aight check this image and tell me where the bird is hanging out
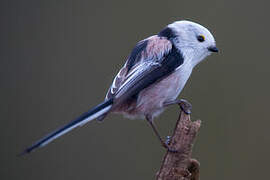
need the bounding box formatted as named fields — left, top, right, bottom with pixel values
left=21, top=20, right=218, bottom=155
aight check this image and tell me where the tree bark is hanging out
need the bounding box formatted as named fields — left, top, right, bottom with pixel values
left=156, top=110, right=201, bottom=180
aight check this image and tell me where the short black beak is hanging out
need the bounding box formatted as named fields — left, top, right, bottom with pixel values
left=208, top=46, right=219, bottom=53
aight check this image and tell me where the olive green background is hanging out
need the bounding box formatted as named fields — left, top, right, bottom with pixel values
left=1, top=0, right=270, bottom=179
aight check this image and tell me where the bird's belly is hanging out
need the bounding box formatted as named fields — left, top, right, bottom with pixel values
left=121, top=68, right=192, bottom=119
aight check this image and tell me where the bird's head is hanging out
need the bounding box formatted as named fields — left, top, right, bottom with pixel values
left=168, top=20, right=218, bottom=66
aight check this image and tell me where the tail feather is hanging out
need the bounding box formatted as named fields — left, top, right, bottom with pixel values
left=20, top=99, right=113, bottom=156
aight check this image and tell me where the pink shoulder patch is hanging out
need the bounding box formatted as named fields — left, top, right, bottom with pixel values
left=143, top=36, right=172, bottom=60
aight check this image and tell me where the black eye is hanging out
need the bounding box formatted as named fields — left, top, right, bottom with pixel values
left=197, top=35, right=205, bottom=42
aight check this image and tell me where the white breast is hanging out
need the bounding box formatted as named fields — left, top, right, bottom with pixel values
left=134, top=61, right=193, bottom=118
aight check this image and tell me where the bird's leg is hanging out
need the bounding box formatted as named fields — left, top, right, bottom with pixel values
left=146, top=115, right=178, bottom=153
left=164, top=99, right=192, bottom=115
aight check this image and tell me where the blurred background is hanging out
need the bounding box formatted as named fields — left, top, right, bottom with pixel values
left=1, top=0, right=270, bottom=179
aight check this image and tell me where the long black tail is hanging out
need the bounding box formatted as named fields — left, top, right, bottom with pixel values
left=20, top=99, right=113, bottom=155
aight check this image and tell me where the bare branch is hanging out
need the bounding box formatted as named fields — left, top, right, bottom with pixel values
left=156, top=111, right=201, bottom=180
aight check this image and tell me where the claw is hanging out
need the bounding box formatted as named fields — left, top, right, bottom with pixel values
left=164, top=99, right=192, bottom=115
left=162, top=142, right=179, bottom=153
left=167, top=148, right=179, bottom=153
left=165, top=136, right=171, bottom=145
left=179, top=99, right=192, bottom=115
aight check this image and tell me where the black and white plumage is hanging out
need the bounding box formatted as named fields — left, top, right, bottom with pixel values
left=21, top=20, right=218, bottom=155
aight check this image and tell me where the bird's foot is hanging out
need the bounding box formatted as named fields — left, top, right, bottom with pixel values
left=162, top=142, right=179, bottom=153
left=164, top=99, right=192, bottom=114
left=179, top=99, right=192, bottom=115
left=165, top=136, right=171, bottom=145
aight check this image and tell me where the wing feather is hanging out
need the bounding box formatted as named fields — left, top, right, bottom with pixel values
left=106, top=35, right=183, bottom=105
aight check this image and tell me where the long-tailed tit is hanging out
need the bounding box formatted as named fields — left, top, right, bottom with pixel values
left=21, top=20, right=218, bottom=154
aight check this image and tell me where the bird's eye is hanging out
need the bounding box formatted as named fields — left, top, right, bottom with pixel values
left=197, top=35, right=205, bottom=42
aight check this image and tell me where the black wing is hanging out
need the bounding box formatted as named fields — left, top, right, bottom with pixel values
left=113, top=45, right=184, bottom=106
left=106, top=35, right=181, bottom=100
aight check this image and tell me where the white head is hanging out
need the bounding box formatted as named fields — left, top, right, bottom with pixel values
left=168, top=20, right=218, bottom=67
